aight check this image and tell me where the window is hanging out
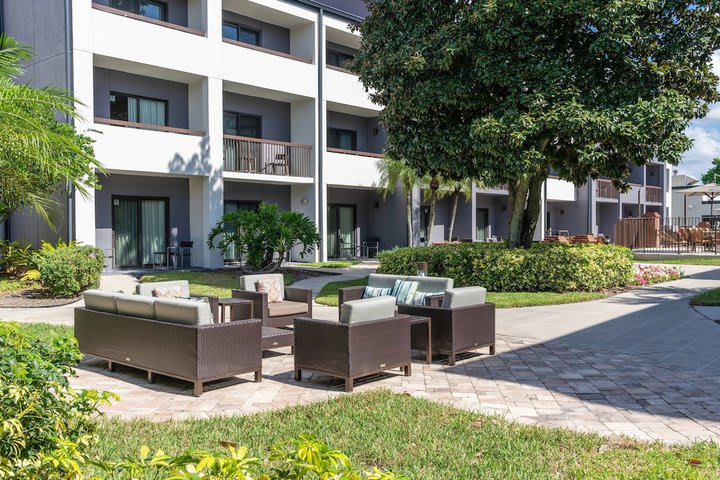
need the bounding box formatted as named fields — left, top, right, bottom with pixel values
left=110, top=92, right=167, bottom=126
left=327, top=49, right=354, bottom=68
left=222, top=21, right=260, bottom=46
left=112, top=0, right=167, bottom=21
left=223, top=111, right=262, bottom=138
left=328, top=128, right=357, bottom=151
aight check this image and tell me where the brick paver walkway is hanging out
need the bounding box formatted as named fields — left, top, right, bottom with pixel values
left=71, top=336, right=720, bottom=444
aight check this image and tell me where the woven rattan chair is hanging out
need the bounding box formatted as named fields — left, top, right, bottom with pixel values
left=294, top=296, right=411, bottom=392
left=231, top=274, right=312, bottom=328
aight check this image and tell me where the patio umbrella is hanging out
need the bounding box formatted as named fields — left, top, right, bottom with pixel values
left=678, top=183, right=720, bottom=218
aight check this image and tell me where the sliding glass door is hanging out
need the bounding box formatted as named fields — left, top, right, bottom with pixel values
left=327, top=205, right=356, bottom=258
left=113, top=197, right=168, bottom=268
left=222, top=201, right=259, bottom=263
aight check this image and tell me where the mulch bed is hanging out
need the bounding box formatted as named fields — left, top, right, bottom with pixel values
left=0, top=288, right=81, bottom=308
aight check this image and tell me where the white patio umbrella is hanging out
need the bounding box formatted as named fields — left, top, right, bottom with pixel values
left=679, top=183, right=720, bottom=218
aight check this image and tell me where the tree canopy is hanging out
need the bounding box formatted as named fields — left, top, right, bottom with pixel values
left=701, top=157, right=720, bottom=184
left=0, top=35, right=102, bottom=227
left=353, top=0, right=720, bottom=247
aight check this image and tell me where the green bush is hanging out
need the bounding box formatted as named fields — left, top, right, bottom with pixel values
left=37, top=245, right=105, bottom=297
left=0, top=323, right=115, bottom=479
left=377, top=243, right=634, bottom=292
left=0, top=240, right=35, bottom=275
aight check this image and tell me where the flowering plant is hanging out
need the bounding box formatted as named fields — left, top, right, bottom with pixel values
left=633, top=264, right=684, bottom=286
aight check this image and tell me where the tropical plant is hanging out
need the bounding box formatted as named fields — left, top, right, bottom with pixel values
left=0, top=240, right=35, bottom=275
left=208, top=202, right=320, bottom=272
left=36, top=245, right=104, bottom=297
left=352, top=0, right=720, bottom=248
left=0, top=34, right=103, bottom=228
left=377, top=157, right=420, bottom=246
left=0, top=323, right=116, bottom=479
left=21, top=239, right=79, bottom=282
left=701, top=157, right=720, bottom=185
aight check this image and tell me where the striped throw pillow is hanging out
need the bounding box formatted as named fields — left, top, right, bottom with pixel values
left=409, top=291, right=443, bottom=306
left=391, top=279, right=419, bottom=305
left=363, top=286, right=392, bottom=299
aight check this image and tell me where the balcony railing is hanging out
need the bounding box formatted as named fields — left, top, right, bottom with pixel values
left=223, top=135, right=312, bottom=177
left=596, top=179, right=618, bottom=199
left=95, top=117, right=206, bottom=136
left=326, top=64, right=356, bottom=75
left=222, top=38, right=312, bottom=64
left=92, top=3, right=205, bottom=36
left=646, top=186, right=663, bottom=203
left=326, top=147, right=384, bottom=159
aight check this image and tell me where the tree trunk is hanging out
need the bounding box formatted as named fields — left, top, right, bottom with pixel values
left=448, top=189, right=460, bottom=241
left=507, top=173, right=546, bottom=249
left=406, top=191, right=413, bottom=246
left=427, top=176, right=439, bottom=244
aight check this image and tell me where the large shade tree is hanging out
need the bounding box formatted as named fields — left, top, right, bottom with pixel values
left=701, top=157, right=720, bottom=184
left=0, top=35, right=101, bottom=227
left=353, top=0, right=720, bottom=247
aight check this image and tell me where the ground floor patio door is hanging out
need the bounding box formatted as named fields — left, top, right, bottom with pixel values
left=327, top=205, right=356, bottom=258
left=113, top=197, right=167, bottom=267
left=476, top=208, right=489, bottom=242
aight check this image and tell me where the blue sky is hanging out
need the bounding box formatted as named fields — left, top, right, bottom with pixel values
left=677, top=52, right=720, bottom=181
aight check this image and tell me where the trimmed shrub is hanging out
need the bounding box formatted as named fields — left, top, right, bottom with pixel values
left=37, top=245, right=105, bottom=297
left=377, top=243, right=634, bottom=292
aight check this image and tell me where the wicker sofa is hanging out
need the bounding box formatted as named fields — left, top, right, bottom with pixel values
left=136, top=280, right=220, bottom=319
left=75, top=290, right=262, bottom=396
left=338, top=273, right=453, bottom=312
left=398, top=286, right=495, bottom=365
left=231, top=274, right=312, bottom=327
left=294, top=295, right=411, bottom=392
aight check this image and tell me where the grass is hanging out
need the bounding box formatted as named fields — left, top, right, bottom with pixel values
left=296, top=260, right=362, bottom=268
left=88, top=390, right=720, bottom=479
left=691, top=288, right=720, bottom=306
left=636, top=256, right=720, bottom=266
left=3, top=321, right=74, bottom=343
left=139, top=270, right=297, bottom=298
left=314, top=277, right=605, bottom=308
left=0, top=274, right=34, bottom=294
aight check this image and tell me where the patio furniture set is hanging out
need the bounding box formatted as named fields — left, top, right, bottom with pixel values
left=74, top=274, right=495, bottom=396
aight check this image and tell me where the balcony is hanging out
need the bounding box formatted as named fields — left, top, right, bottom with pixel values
left=646, top=186, right=663, bottom=204
left=92, top=3, right=204, bottom=36
left=325, top=148, right=383, bottom=188
left=596, top=179, right=618, bottom=200
left=223, top=135, right=312, bottom=178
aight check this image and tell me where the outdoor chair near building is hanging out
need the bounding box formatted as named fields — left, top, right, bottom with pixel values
left=232, top=274, right=312, bottom=328
left=397, top=286, right=495, bottom=366
left=293, top=295, right=411, bottom=392
left=337, top=273, right=453, bottom=312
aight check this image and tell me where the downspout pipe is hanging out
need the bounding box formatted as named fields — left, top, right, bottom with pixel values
left=65, top=0, right=75, bottom=242
left=317, top=8, right=325, bottom=260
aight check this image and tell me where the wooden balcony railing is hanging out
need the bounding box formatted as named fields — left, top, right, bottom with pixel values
left=596, top=179, right=618, bottom=199
left=646, top=186, right=663, bottom=203
left=95, top=117, right=206, bottom=136
left=223, top=135, right=313, bottom=177
left=92, top=4, right=205, bottom=36
left=326, top=147, right=384, bottom=159
left=222, top=38, right=312, bottom=64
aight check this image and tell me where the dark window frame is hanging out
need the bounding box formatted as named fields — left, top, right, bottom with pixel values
left=112, top=0, right=168, bottom=22
left=223, top=110, right=262, bottom=138
left=327, top=48, right=354, bottom=68
left=327, top=127, right=357, bottom=151
left=110, top=91, right=169, bottom=127
left=111, top=195, right=170, bottom=268
left=222, top=20, right=261, bottom=46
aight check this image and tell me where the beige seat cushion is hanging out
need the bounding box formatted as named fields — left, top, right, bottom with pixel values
left=115, top=295, right=156, bottom=319
left=154, top=298, right=213, bottom=326
left=267, top=300, right=308, bottom=317
left=82, top=290, right=118, bottom=314
left=136, top=280, right=190, bottom=298
left=340, top=295, right=396, bottom=324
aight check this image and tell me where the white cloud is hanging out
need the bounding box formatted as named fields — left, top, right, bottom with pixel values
left=678, top=124, right=720, bottom=178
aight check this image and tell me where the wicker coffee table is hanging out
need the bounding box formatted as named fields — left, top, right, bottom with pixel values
left=218, top=298, right=253, bottom=323
left=262, top=327, right=294, bottom=352
left=405, top=315, right=432, bottom=364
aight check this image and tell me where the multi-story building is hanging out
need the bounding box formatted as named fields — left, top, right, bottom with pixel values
left=0, top=0, right=673, bottom=267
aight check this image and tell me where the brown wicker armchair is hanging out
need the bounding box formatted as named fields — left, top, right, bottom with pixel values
left=294, top=296, right=411, bottom=392
left=398, top=287, right=495, bottom=366
left=337, top=273, right=451, bottom=314
left=231, top=274, right=312, bottom=327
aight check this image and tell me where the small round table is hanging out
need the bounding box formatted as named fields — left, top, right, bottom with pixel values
left=217, top=298, right=254, bottom=323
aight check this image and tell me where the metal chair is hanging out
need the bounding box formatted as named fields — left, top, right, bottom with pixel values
left=179, top=241, right=193, bottom=268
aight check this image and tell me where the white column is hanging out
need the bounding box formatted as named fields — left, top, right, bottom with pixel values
left=291, top=98, right=320, bottom=261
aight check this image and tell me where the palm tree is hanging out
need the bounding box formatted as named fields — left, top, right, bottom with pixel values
left=446, top=178, right=474, bottom=241
left=0, top=34, right=102, bottom=227
left=421, top=174, right=447, bottom=244
left=377, top=157, right=419, bottom=246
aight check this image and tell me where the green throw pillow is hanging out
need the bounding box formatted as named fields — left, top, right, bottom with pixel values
left=391, top=279, right=419, bottom=305
left=363, top=286, right=392, bottom=298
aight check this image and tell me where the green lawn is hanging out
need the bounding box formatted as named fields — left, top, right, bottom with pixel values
left=315, top=277, right=605, bottom=308
left=0, top=274, right=35, bottom=293
left=88, top=390, right=719, bottom=479
left=636, top=257, right=720, bottom=266
left=691, top=288, right=720, bottom=306
left=5, top=321, right=74, bottom=343
left=139, top=270, right=297, bottom=298
left=296, top=260, right=362, bottom=268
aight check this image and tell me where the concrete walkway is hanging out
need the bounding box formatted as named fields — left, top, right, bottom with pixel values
left=286, top=262, right=375, bottom=296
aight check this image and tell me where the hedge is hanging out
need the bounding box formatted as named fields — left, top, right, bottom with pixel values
left=376, top=243, right=634, bottom=292
left=37, top=245, right=105, bottom=297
